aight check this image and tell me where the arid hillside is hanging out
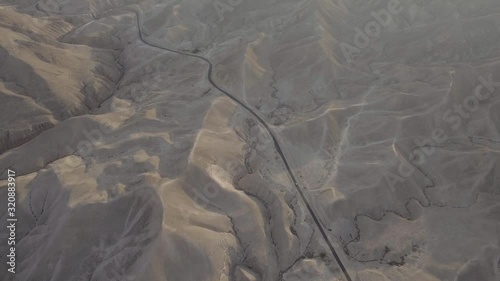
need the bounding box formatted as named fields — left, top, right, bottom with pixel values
left=0, top=1, right=499, bottom=281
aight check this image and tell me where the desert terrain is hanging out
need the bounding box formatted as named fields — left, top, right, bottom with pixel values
left=0, top=0, right=499, bottom=280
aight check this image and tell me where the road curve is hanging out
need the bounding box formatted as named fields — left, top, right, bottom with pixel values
left=35, top=4, right=352, bottom=281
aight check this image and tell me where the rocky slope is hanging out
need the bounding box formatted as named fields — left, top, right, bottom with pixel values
left=0, top=0, right=499, bottom=281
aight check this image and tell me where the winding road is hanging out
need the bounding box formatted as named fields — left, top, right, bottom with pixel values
left=34, top=3, right=352, bottom=281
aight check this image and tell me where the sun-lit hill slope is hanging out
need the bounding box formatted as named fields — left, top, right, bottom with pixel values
left=0, top=7, right=121, bottom=153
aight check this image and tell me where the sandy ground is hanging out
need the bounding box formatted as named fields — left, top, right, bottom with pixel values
left=0, top=0, right=499, bottom=280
